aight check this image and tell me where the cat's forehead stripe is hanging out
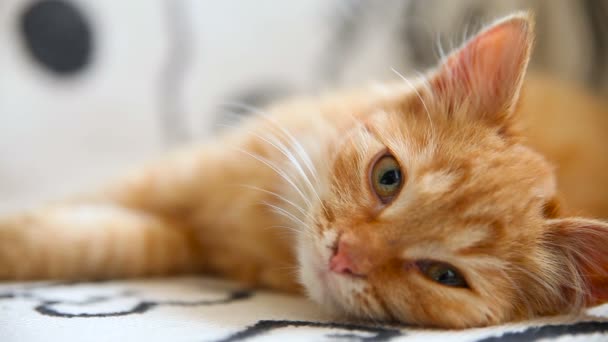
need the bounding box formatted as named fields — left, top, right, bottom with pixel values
left=418, top=170, right=458, bottom=195
left=400, top=223, right=493, bottom=260
left=451, top=224, right=494, bottom=253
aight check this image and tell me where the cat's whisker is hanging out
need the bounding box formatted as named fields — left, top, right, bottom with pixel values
left=219, top=116, right=316, bottom=197
left=273, top=265, right=301, bottom=281
left=215, top=121, right=246, bottom=133
left=235, top=148, right=314, bottom=210
left=262, top=121, right=326, bottom=211
left=245, top=129, right=313, bottom=190
left=223, top=102, right=322, bottom=188
left=273, top=123, right=319, bottom=181
left=224, top=104, right=329, bottom=234
left=265, top=229, right=300, bottom=244
left=391, top=67, right=435, bottom=134
left=264, top=224, right=302, bottom=236
left=240, top=184, right=315, bottom=223
left=214, top=112, right=250, bottom=132
left=263, top=121, right=329, bottom=216
left=461, top=20, right=473, bottom=47
left=273, top=264, right=300, bottom=272
left=262, top=204, right=315, bottom=239
left=264, top=202, right=310, bottom=231
left=263, top=201, right=303, bottom=225
left=435, top=31, right=447, bottom=62
left=261, top=132, right=321, bottom=202
left=264, top=133, right=328, bottom=222
left=221, top=102, right=326, bottom=213
left=255, top=107, right=321, bottom=185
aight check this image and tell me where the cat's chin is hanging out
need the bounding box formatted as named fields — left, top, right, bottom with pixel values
left=296, top=229, right=370, bottom=318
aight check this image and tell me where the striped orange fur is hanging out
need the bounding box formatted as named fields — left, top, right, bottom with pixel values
left=1, top=12, right=608, bottom=328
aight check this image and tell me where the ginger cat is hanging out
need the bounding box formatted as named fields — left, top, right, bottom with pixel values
left=1, top=12, right=608, bottom=328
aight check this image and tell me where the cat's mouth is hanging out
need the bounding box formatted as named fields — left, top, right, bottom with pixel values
left=299, top=229, right=370, bottom=314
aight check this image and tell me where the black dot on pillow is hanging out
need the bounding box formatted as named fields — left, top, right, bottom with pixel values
left=20, top=0, right=92, bottom=75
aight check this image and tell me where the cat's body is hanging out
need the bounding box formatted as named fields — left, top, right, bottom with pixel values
left=519, top=75, right=608, bottom=217
left=2, top=13, right=608, bottom=328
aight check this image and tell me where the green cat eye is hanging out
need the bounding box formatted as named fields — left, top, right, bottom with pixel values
left=370, top=154, right=403, bottom=203
left=416, top=260, right=468, bottom=288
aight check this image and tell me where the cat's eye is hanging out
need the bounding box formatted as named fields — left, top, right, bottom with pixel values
left=416, top=260, right=468, bottom=288
left=370, top=154, right=403, bottom=203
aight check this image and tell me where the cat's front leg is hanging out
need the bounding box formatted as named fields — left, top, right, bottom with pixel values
left=0, top=147, right=218, bottom=281
left=0, top=202, right=203, bottom=280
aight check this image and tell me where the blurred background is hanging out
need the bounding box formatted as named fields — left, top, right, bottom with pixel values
left=0, top=0, right=606, bottom=213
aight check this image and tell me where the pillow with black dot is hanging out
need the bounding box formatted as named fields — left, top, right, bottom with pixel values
left=0, top=0, right=173, bottom=213
left=20, top=0, right=92, bottom=75
left=1, top=1, right=397, bottom=215
left=0, top=1, right=342, bottom=214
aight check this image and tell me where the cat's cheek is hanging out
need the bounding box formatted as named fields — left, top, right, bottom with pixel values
left=296, top=242, right=324, bottom=303
left=296, top=229, right=351, bottom=313
left=295, top=230, right=330, bottom=303
left=296, top=227, right=382, bottom=319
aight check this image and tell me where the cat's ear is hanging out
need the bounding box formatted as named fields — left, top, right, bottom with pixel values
left=430, top=12, right=534, bottom=127
left=545, top=218, right=608, bottom=306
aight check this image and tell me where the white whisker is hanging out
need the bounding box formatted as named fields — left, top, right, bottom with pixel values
left=235, top=148, right=313, bottom=210
left=391, top=67, right=435, bottom=134
left=264, top=202, right=309, bottom=228
left=436, top=31, right=447, bottom=62
left=240, top=184, right=314, bottom=223
left=222, top=102, right=321, bottom=186
left=253, top=132, right=320, bottom=202
left=264, top=224, right=303, bottom=235
left=223, top=102, right=328, bottom=217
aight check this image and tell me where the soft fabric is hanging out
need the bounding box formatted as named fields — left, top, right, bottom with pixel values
left=2, top=277, right=608, bottom=341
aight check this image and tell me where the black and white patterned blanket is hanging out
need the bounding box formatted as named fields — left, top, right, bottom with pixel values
left=2, top=277, right=608, bottom=341
left=2, top=2, right=608, bottom=341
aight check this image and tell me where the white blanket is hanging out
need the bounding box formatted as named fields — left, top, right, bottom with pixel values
left=2, top=277, right=608, bottom=341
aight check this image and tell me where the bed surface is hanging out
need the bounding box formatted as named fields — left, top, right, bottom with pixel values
left=2, top=276, right=608, bottom=341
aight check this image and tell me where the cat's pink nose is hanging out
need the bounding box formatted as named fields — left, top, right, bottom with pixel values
left=329, top=239, right=366, bottom=277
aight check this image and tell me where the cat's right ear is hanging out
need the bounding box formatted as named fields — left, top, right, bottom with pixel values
left=544, top=217, right=608, bottom=307
left=429, top=12, right=534, bottom=130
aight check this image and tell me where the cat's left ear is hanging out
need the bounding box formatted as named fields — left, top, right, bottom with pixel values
left=430, top=12, right=534, bottom=128
left=545, top=218, right=608, bottom=306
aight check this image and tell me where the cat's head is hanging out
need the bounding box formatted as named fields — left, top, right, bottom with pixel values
left=296, top=12, right=608, bottom=328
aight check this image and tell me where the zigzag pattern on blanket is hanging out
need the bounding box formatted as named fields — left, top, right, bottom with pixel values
left=1, top=277, right=607, bottom=341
